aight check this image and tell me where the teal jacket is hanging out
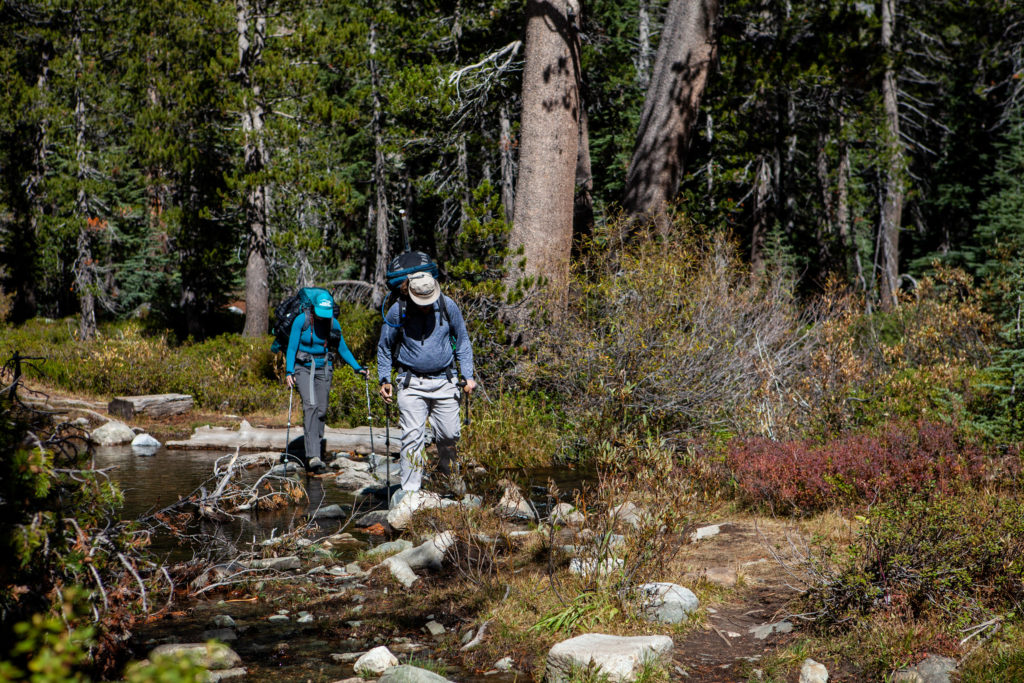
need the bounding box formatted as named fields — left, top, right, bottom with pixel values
left=285, top=313, right=363, bottom=375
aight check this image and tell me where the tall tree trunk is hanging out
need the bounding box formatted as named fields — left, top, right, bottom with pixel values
left=749, top=154, right=771, bottom=277
left=505, top=0, right=582, bottom=307
left=72, top=21, right=96, bottom=341
left=370, top=23, right=390, bottom=308
left=635, top=0, right=652, bottom=89
left=499, top=103, right=515, bottom=224
left=623, top=0, right=719, bottom=233
left=879, top=0, right=903, bottom=310
left=238, top=0, right=271, bottom=338
left=574, top=90, right=594, bottom=244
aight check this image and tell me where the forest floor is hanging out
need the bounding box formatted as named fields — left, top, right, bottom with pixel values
left=29, top=380, right=830, bottom=682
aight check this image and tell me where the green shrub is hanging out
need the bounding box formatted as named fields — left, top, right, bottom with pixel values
left=805, top=492, right=1024, bottom=629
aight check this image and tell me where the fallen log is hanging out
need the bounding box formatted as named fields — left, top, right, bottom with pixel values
left=108, top=393, right=194, bottom=419
left=165, top=420, right=397, bottom=454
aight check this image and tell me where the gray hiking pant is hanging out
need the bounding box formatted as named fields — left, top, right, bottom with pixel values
left=397, top=375, right=462, bottom=491
left=293, top=363, right=332, bottom=465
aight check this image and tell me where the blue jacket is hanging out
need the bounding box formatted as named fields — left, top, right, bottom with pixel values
left=286, top=313, right=363, bottom=375
left=377, top=295, right=474, bottom=383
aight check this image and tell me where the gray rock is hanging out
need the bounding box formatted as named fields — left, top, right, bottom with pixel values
left=461, top=494, right=483, bottom=508
left=149, top=643, right=242, bottom=670
left=131, top=433, right=161, bottom=451
left=545, top=633, right=673, bottom=682
left=245, top=556, right=301, bottom=571
left=638, top=583, right=699, bottom=623
left=353, top=645, right=398, bottom=675
left=496, top=484, right=537, bottom=520
left=551, top=502, right=585, bottom=526
left=386, top=490, right=445, bottom=529
left=207, top=668, right=247, bottom=681
left=354, top=509, right=390, bottom=528
left=366, top=539, right=414, bottom=559
left=608, top=502, right=642, bottom=528
left=378, top=664, right=455, bottom=683
left=329, top=651, right=366, bottom=663
left=200, top=628, right=237, bottom=642
left=424, top=620, right=445, bottom=637
left=267, top=614, right=289, bottom=624
left=690, top=524, right=721, bottom=541
left=334, top=458, right=379, bottom=490
left=297, top=614, right=314, bottom=624
left=493, top=656, right=515, bottom=672
left=915, top=655, right=957, bottom=683
left=799, top=658, right=829, bottom=683
left=212, top=615, right=236, bottom=629
left=569, top=557, right=624, bottom=577
left=91, top=420, right=136, bottom=446
left=749, top=620, right=794, bottom=640
left=311, top=504, right=346, bottom=519
left=269, top=462, right=301, bottom=476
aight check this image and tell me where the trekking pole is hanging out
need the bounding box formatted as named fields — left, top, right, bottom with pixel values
left=282, top=382, right=294, bottom=465
left=384, top=399, right=392, bottom=510
left=457, top=379, right=471, bottom=426
left=363, top=374, right=376, bottom=461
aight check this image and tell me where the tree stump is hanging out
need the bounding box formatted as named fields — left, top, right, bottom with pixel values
left=108, top=394, right=193, bottom=419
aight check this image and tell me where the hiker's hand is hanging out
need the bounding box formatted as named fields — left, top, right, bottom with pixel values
left=380, top=382, right=393, bottom=402
left=357, top=368, right=369, bottom=379
left=463, top=378, right=477, bottom=394
left=286, top=374, right=295, bottom=388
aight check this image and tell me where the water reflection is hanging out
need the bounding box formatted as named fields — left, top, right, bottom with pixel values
left=92, top=445, right=361, bottom=559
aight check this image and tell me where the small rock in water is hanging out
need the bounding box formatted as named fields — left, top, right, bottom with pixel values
left=378, top=664, right=455, bottom=682
left=267, top=614, right=289, bottom=624
left=312, top=504, right=347, bottom=519
left=148, top=643, right=242, bottom=671
left=296, top=614, right=314, bottom=624
left=131, top=433, right=161, bottom=454
left=496, top=484, right=537, bottom=521
left=212, top=614, right=236, bottom=629
left=91, top=420, right=136, bottom=446
left=200, top=628, right=237, bottom=642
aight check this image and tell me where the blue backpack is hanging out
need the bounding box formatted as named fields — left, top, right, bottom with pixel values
left=270, top=287, right=340, bottom=354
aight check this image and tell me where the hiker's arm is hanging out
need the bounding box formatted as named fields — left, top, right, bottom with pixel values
left=449, top=300, right=475, bottom=383
left=285, top=314, right=304, bottom=375
left=333, top=319, right=365, bottom=375
left=376, top=305, right=399, bottom=384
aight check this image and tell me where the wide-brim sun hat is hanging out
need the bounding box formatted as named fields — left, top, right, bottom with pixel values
left=407, top=272, right=440, bottom=306
left=312, top=291, right=334, bottom=318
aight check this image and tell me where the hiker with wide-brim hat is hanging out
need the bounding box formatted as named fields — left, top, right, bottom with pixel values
left=378, top=272, right=476, bottom=495
left=286, top=290, right=367, bottom=469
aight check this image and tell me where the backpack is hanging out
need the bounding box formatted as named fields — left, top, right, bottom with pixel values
left=270, top=287, right=341, bottom=355
left=382, top=251, right=459, bottom=371
left=381, top=250, right=443, bottom=332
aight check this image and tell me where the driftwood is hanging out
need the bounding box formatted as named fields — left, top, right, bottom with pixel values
left=109, top=393, right=194, bottom=419
left=165, top=420, right=397, bottom=454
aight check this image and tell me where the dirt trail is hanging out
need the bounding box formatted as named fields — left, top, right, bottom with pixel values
left=672, top=520, right=807, bottom=681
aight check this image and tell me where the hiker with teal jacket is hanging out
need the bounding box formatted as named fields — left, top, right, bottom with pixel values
left=285, top=291, right=367, bottom=468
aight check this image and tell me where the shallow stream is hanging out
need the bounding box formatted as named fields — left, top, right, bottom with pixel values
left=94, top=445, right=584, bottom=682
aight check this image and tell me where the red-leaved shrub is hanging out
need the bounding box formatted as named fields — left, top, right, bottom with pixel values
left=725, top=420, right=998, bottom=513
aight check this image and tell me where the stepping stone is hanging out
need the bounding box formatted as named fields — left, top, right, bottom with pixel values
left=545, top=633, right=673, bottom=682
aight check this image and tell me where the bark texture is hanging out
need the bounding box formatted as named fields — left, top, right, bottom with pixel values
left=623, top=0, right=719, bottom=233
left=369, top=23, right=390, bottom=308
left=878, top=0, right=903, bottom=310
left=506, top=0, right=582, bottom=307
left=238, top=0, right=271, bottom=337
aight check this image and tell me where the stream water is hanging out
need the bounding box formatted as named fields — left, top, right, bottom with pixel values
left=94, top=445, right=585, bottom=682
